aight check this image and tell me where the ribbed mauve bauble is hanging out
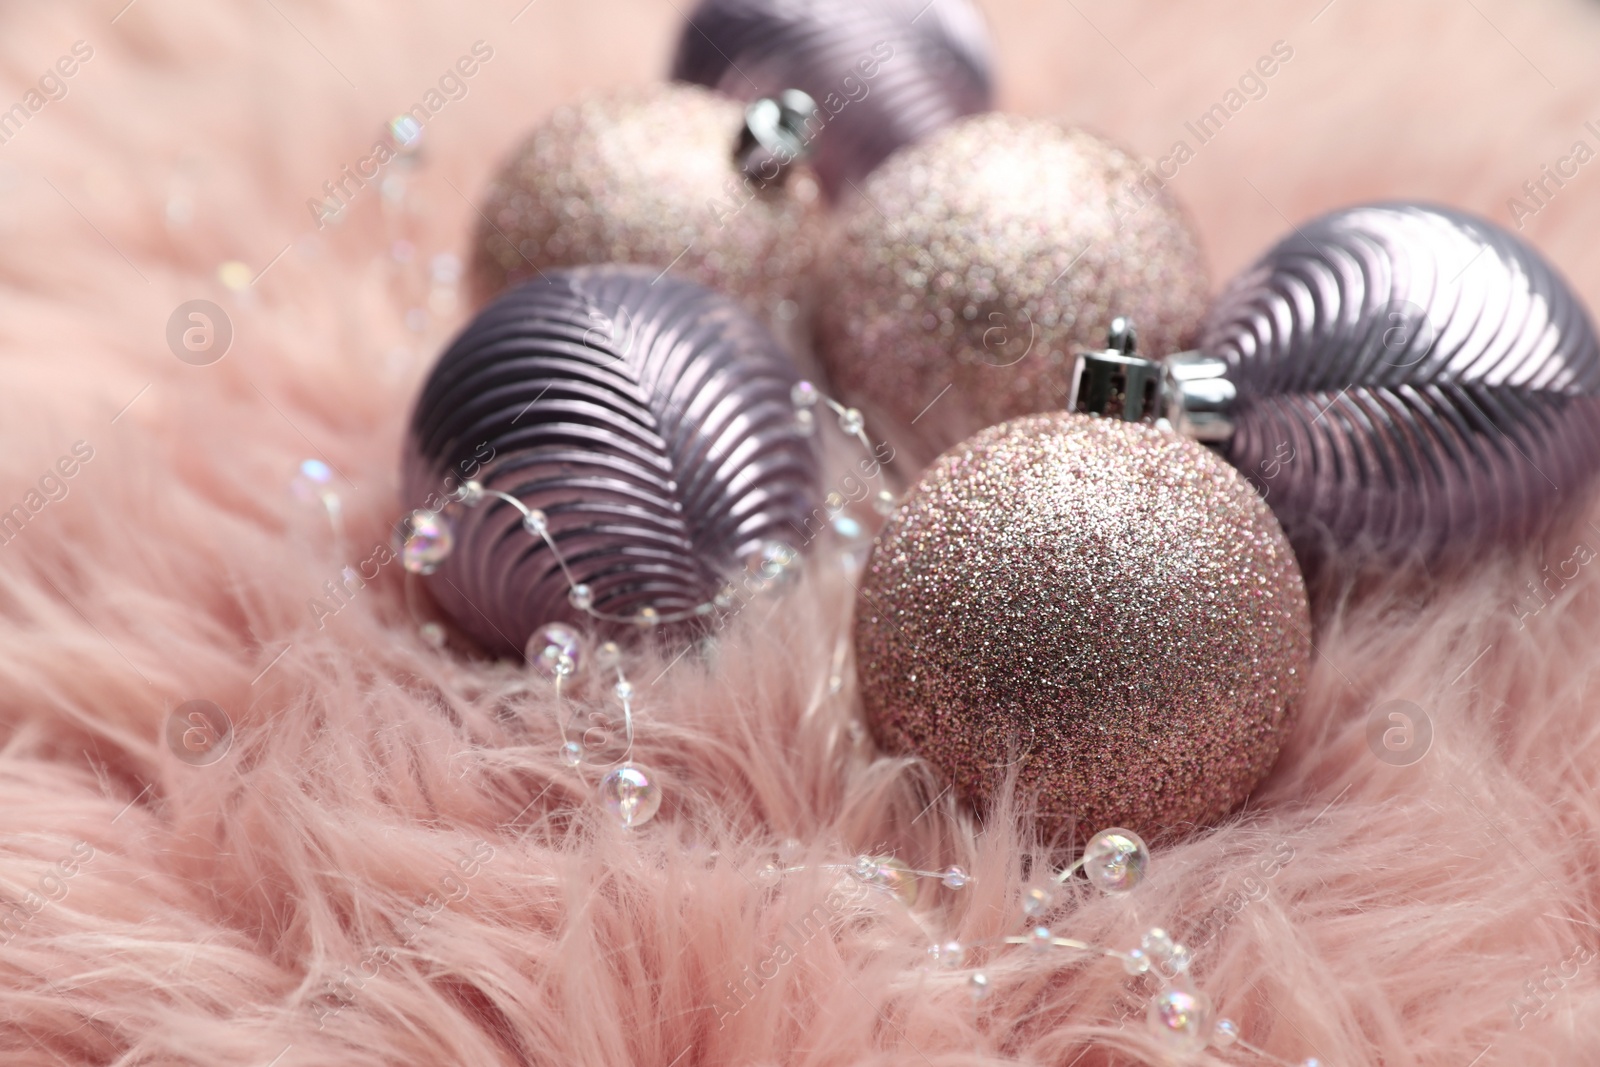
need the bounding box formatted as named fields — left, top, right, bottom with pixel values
left=402, top=267, right=820, bottom=655
left=467, top=85, right=824, bottom=340
left=814, top=114, right=1210, bottom=469
left=1197, top=201, right=1600, bottom=579
left=669, top=0, right=993, bottom=200
left=854, top=414, right=1310, bottom=838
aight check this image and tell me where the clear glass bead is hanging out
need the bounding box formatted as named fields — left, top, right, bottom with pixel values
left=941, top=865, right=969, bottom=890
left=850, top=856, right=919, bottom=907
left=1212, top=1018, right=1239, bottom=1048
left=636, top=607, right=660, bottom=628
left=746, top=540, right=798, bottom=581
left=932, top=940, right=966, bottom=969
left=968, top=972, right=990, bottom=1001
left=837, top=408, right=864, bottom=437
left=598, top=764, right=662, bottom=827
left=1083, top=827, right=1150, bottom=894
left=1146, top=986, right=1213, bottom=1054
left=522, top=508, right=548, bottom=536
left=527, top=623, right=582, bottom=679
left=418, top=622, right=445, bottom=648
left=795, top=407, right=816, bottom=436
left=290, top=458, right=335, bottom=504
left=872, top=489, right=896, bottom=516
left=832, top=514, right=865, bottom=542
left=456, top=479, right=485, bottom=505
left=1141, top=927, right=1175, bottom=961
left=790, top=380, right=819, bottom=408
left=389, top=114, right=423, bottom=151
left=614, top=680, right=634, bottom=702
left=568, top=583, right=594, bottom=611
left=558, top=740, right=583, bottom=767
left=595, top=641, right=621, bottom=669
left=1167, top=943, right=1192, bottom=974
left=1022, top=884, right=1054, bottom=917
left=756, top=862, right=782, bottom=887
left=1122, top=948, right=1150, bottom=975
left=399, top=510, right=453, bottom=575
left=1027, top=926, right=1053, bottom=952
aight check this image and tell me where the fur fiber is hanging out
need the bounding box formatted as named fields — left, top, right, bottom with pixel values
left=4, top=1, right=1600, bottom=1064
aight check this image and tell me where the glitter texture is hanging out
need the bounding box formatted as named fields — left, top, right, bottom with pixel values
left=815, top=114, right=1209, bottom=467
left=854, top=414, right=1310, bottom=837
left=468, top=84, right=824, bottom=337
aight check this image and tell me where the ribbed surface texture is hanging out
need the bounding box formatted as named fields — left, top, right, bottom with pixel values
left=1203, top=201, right=1600, bottom=575
left=403, top=267, right=820, bottom=653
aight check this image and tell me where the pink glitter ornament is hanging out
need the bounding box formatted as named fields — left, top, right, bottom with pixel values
left=854, top=412, right=1310, bottom=838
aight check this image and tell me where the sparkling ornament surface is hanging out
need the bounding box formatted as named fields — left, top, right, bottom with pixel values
left=816, top=115, right=1209, bottom=467
left=1205, top=201, right=1600, bottom=576
left=402, top=267, right=820, bottom=654
left=468, top=85, right=823, bottom=336
left=855, top=414, right=1310, bottom=836
left=598, top=765, right=663, bottom=827
left=671, top=0, right=993, bottom=200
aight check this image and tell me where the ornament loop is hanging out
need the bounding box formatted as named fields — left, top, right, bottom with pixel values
left=1069, top=319, right=1165, bottom=424
left=737, top=89, right=818, bottom=185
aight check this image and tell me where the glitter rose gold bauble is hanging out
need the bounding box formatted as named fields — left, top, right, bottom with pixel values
left=468, top=85, right=824, bottom=338
left=815, top=115, right=1209, bottom=468
left=855, top=414, right=1310, bottom=838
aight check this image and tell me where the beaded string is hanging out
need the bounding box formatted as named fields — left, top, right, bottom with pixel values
left=385, top=381, right=890, bottom=829
left=396, top=377, right=886, bottom=631
left=362, top=362, right=1320, bottom=1061
left=766, top=829, right=1326, bottom=1066
left=543, top=636, right=664, bottom=828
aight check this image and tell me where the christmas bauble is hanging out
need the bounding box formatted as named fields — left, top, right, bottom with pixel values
left=669, top=0, right=993, bottom=200
left=1186, top=201, right=1600, bottom=578
left=854, top=413, right=1310, bottom=837
left=814, top=114, right=1210, bottom=469
left=401, top=266, right=820, bottom=655
left=467, top=85, right=824, bottom=338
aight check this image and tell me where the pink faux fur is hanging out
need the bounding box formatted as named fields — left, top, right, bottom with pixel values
left=4, top=1, right=1600, bottom=1064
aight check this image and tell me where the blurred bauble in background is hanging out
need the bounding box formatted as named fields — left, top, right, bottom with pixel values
left=814, top=114, right=1210, bottom=470
left=670, top=0, right=993, bottom=200
left=401, top=266, right=820, bottom=655
left=467, top=85, right=824, bottom=342
left=1189, top=201, right=1600, bottom=582
left=854, top=413, right=1309, bottom=838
